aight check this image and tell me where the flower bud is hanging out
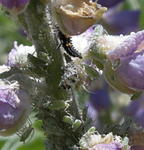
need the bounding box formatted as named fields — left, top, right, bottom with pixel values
left=52, top=0, right=107, bottom=35
left=7, top=41, right=35, bottom=68
left=0, top=80, right=30, bottom=136
left=0, top=0, right=30, bottom=15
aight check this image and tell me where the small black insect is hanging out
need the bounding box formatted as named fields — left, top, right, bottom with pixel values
left=58, top=30, right=82, bottom=59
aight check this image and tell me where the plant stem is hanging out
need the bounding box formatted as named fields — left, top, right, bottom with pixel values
left=18, top=1, right=85, bottom=149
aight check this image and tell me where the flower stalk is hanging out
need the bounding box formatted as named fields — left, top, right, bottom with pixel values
left=17, top=0, right=86, bottom=149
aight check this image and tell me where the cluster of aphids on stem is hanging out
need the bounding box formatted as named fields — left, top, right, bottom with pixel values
left=60, top=62, right=79, bottom=89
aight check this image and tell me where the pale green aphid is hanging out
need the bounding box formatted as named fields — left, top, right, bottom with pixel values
left=63, top=115, right=74, bottom=125
left=20, top=127, right=34, bottom=143
left=72, top=119, right=82, bottom=131
left=17, top=119, right=34, bottom=143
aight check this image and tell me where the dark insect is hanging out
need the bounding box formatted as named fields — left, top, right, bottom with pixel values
left=58, top=30, right=82, bottom=59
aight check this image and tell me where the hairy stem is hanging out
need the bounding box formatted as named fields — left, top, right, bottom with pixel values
left=18, top=1, right=84, bottom=149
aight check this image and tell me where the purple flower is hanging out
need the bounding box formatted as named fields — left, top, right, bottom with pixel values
left=125, top=95, right=144, bottom=127
left=89, top=143, right=122, bottom=150
left=107, top=31, right=144, bottom=60
left=97, top=0, right=140, bottom=35
left=86, top=82, right=111, bottom=124
left=0, top=80, right=30, bottom=136
left=102, top=30, right=144, bottom=93
left=71, top=25, right=104, bottom=56
left=89, top=84, right=111, bottom=111
left=79, top=131, right=130, bottom=150
left=7, top=41, right=35, bottom=67
left=72, top=24, right=144, bottom=93
left=86, top=102, right=98, bottom=123
left=103, top=10, right=140, bottom=35
left=0, top=0, right=30, bottom=14
left=98, top=0, right=125, bottom=8
left=116, top=52, right=144, bottom=91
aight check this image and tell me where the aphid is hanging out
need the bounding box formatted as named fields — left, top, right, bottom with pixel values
left=17, top=119, right=34, bottom=143
left=57, top=30, right=82, bottom=59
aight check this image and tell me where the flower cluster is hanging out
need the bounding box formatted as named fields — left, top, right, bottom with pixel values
left=94, top=30, right=144, bottom=94
left=0, top=41, right=35, bottom=136
left=0, top=79, right=30, bottom=136
left=79, top=127, right=130, bottom=150
left=7, top=41, right=35, bottom=67
left=71, top=20, right=144, bottom=142
left=70, top=11, right=144, bottom=94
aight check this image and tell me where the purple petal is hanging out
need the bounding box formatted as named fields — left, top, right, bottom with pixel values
left=90, top=143, right=122, bottom=150
left=125, top=95, right=144, bottom=127
left=97, top=0, right=125, bottom=8
left=117, top=52, right=144, bottom=90
left=89, top=85, right=111, bottom=111
left=7, top=41, right=35, bottom=67
left=0, top=81, right=30, bottom=135
left=103, top=10, right=140, bottom=35
left=107, top=30, right=144, bottom=60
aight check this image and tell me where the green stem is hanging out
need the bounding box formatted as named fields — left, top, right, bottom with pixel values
left=17, top=1, right=85, bottom=150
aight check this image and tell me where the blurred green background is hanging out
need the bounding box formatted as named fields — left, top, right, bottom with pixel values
left=0, top=117, right=45, bottom=150
left=0, top=7, right=30, bottom=64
